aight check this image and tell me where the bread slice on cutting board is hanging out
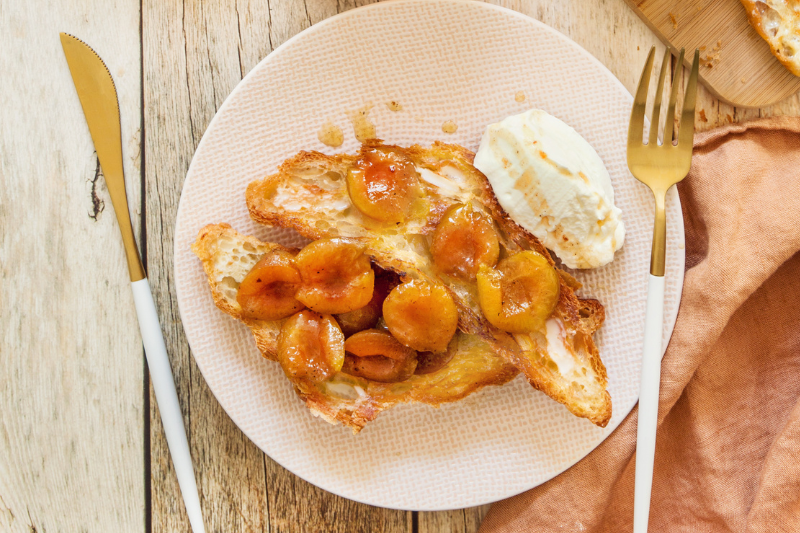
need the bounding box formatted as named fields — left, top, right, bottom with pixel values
left=741, top=0, right=800, bottom=76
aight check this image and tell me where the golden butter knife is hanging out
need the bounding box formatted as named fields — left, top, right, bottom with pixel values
left=60, top=33, right=205, bottom=533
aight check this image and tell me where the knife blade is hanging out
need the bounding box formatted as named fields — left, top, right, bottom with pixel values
left=60, top=33, right=206, bottom=533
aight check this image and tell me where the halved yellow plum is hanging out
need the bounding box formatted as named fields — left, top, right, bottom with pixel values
left=382, top=279, right=459, bottom=353
left=343, top=328, right=418, bottom=383
left=431, top=203, right=500, bottom=280
left=344, top=329, right=417, bottom=361
left=476, top=251, right=560, bottom=333
left=294, top=238, right=375, bottom=314
left=341, top=354, right=417, bottom=383
left=415, top=335, right=458, bottom=374
left=334, top=270, right=396, bottom=336
left=346, top=147, right=421, bottom=223
left=276, top=310, right=345, bottom=383
left=236, top=249, right=304, bottom=320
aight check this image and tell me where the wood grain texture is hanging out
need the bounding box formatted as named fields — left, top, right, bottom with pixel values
left=143, top=1, right=275, bottom=532
left=143, top=0, right=408, bottom=531
left=622, top=0, right=800, bottom=107
left=3, top=0, right=800, bottom=532
left=0, top=1, right=144, bottom=532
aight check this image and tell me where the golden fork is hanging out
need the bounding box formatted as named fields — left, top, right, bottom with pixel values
left=627, top=46, right=699, bottom=533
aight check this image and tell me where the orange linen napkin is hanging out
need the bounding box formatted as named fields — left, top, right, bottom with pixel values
left=479, top=116, right=800, bottom=533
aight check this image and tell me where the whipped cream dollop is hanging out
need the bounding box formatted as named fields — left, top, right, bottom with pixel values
left=474, top=109, right=624, bottom=269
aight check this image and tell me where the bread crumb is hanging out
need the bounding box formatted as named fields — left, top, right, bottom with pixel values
left=701, top=41, right=722, bottom=69
left=669, top=12, right=678, bottom=29
left=387, top=100, right=403, bottom=112
left=348, top=104, right=377, bottom=142
left=318, top=121, right=344, bottom=148
left=741, top=77, right=747, bottom=83
left=699, top=109, right=708, bottom=122
left=699, top=45, right=706, bottom=51
left=442, top=120, right=458, bottom=134
left=637, top=45, right=640, bottom=50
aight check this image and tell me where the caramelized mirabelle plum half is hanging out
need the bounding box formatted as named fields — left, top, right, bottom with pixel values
left=345, top=329, right=417, bottom=360
left=294, top=239, right=375, bottom=314
left=415, top=336, right=458, bottom=375
left=334, top=271, right=395, bottom=336
left=276, top=310, right=345, bottom=383
left=431, top=203, right=500, bottom=280
left=382, top=279, right=459, bottom=353
left=342, top=329, right=417, bottom=382
left=236, top=249, right=304, bottom=320
left=346, top=147, right=422, bottom=223
left=476, top=251, right=560, bottom=333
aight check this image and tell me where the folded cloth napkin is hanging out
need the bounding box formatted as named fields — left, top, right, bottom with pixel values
left=479, top=116, right=800, bottom=533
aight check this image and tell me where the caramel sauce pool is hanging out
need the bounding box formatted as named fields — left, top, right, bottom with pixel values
left=318, top=121, right=344, bottom=148
left=387, top=100, right=403, bottom=112
left=515, top=91, right=526, bottom=102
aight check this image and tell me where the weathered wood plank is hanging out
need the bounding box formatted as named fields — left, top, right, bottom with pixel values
left=418, top=506, right=491, bottom=533
left=143, top=0, right=274, bottom=531
left=143, top=0, right=410, bottom=531
left=264, top=456, right=411, bottom=533
left=0, top=1, right=144, bottom=532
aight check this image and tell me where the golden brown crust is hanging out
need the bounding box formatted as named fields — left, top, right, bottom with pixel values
left=245, top=141, right=612, bottom=427
left=741, top=0, right=800, bottom=76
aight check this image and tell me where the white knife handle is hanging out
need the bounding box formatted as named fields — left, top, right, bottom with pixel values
left=633, top=274, right=666, bottom=533
left=131, top=279, right=206, bottom=533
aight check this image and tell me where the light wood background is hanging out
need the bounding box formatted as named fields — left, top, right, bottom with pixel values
left=1, top=0, right=798, bottom=532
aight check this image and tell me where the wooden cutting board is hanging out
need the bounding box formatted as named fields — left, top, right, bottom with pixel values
left=623, top=0, right=800, bottom=107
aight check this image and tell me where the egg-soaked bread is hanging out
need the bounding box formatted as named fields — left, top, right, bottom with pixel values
left=245, top=140, right=612, bottom=427
left=193, top=223, right=518, bottom=432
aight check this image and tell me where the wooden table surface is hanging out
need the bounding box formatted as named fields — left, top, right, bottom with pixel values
left=2, top=0, right=799, bottom=531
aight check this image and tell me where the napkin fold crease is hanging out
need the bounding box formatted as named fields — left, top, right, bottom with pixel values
left=480, top=116, right=800, bottom=533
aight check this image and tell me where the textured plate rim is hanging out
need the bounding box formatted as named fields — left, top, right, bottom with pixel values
left=174, top=0, right=686, bottom=510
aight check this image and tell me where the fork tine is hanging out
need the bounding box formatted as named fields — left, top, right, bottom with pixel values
left=677, top=49, right=700, bottom=148
left=648, top=49, right=671, bottom=146
left=663, top=48, right=685, bottom=145
left=629, top=47, right=655, bottom=147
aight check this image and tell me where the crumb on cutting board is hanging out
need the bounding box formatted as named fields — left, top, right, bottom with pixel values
left=701, top=41, right=722, bottom=69
left=669, top=12, right=678, bottom=30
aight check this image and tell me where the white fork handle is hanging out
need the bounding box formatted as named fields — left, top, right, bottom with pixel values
left=131, top=278, right=206, bottom=533
left=633, top=274, right=666, bottom=533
